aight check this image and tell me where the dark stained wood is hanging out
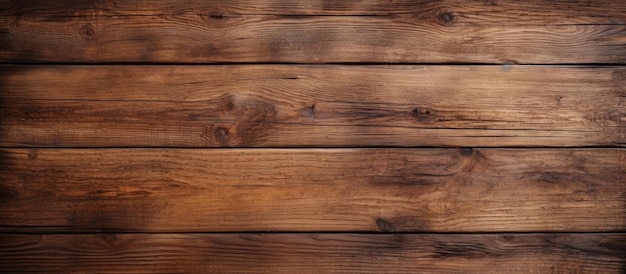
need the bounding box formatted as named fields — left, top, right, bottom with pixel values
left=1, top=148, right=623, bottom=232
left=0, top=233, right=624, bottom=273
left=1, top=0, right=625, bottom=63
left=2, top=0, right=625, bottom=20
left=1, top=65, right=624, bottom=147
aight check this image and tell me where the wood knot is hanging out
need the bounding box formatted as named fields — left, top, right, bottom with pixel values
left=0, top=184, right=17, bottom=202
left=501, top=235, right=515, bottom=242
left=224, top=101, right=235, bottom=111
left=300, top=103, right=316, bottom=120
left=555, top=95, right=564, bottom=104
left=438, top=12, right=455, bottom=25
left=606, top=110, right=626, bottom=124
left=209, top=12, right=225, bottom=20
left=376, top=218, right=395, bottom=232
left=214, top=127, right=230, bottom=145
left=411, top=106, right=436, bottom=122
left=200, top=95, right=278, bottom=146
left=79, top=23, right=96, bottom=39
left=100, top=234, right=117, bottom=245
left=461, top=148, right=473, bottom=156
left=28, top=149, right=38, bottom=160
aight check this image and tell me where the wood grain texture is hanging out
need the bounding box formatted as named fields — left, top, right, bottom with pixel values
left=0, top=233, right=624, bottom=273
left=2, top=0, right=626, bottom=20
left=3, top=2, right=624, bottom=273
left=1, top=0, right=625, bottom=63
left=1, top=148, right=623, bottom=232
left=1, top=65, right=623, bottom=147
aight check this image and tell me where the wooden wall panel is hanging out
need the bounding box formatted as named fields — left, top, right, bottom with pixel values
left=1, top=233, right=624, bottom=273
left=1, top=65, right=624, bottom=147
left=1, top=1, right=624, bottom=272
left=1, top=148, right=623, bottom=232
left=1, top=0, right=625, bottom=63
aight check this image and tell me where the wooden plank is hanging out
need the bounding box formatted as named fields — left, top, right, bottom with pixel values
left=1, top=148, right=623, bottom=232
left=1, top=1, right=625, bottom=63
left=0, top=233, right=623, bottom=273
left=1, top=65, right=624, bottom=147
left=2, top=0, right=626, bottom=20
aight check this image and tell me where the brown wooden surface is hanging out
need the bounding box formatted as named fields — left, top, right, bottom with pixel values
left=1, top=148, right=623, bottom=232
left=2, top=1, right=625, bottom=272
left=1, top=65, right=624, bottom=147
left=1, top=233, right=624, bottom=273
left=1, top=0, right=625, bottom=63
left=3, top=0, right=626, bottom=19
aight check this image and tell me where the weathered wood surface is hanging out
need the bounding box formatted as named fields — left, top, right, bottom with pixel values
left=1, top=65, right=624, bottom=147
left=1, top=148, right=623, bottom=232
left=2, top=0, right=625, bottom=19
left=1, top=0, right=625, bottom=63
left=1, top=233, right=624, bottom=273
left=2, top=2, right=625, bottom=272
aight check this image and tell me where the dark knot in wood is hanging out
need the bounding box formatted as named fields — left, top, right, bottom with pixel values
left=214, top=127, right=230, bottom=144
left=28, top=149, right=38, bottom=160
left=209, top=12, right=225, bottom=20
left=412, top=106, right=437, bottom=122
left=201, top=94, right=278, bottom=146
left=300, top=103, right=316, bottom=120
left=439, top=12, right=455, bottom=25
left=79, top=23, right=96, bottom=39
left=376, top=217, right=395, bottom=232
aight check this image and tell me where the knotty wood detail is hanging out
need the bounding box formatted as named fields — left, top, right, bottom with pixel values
left=1, top=233, right=624, bottom=273
left=1, top=1, right=625, bottom=272
left=3, top=0, right=625, bottom=18
left=1, top=0, right=625, bottom=63
left=1, top=65, right=624, bottom=147
left=1, top=148, right=623, bottom=232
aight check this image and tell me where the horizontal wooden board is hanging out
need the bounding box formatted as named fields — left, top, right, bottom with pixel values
left=1, top=148, right=624, bottom=232
left=2, top=0, right=625, bottom=20
left=1, top=0, right=625, bottom=63
left=0, top=233, right=624, bottom=273
left=1, top=65, right=624, bottom=147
